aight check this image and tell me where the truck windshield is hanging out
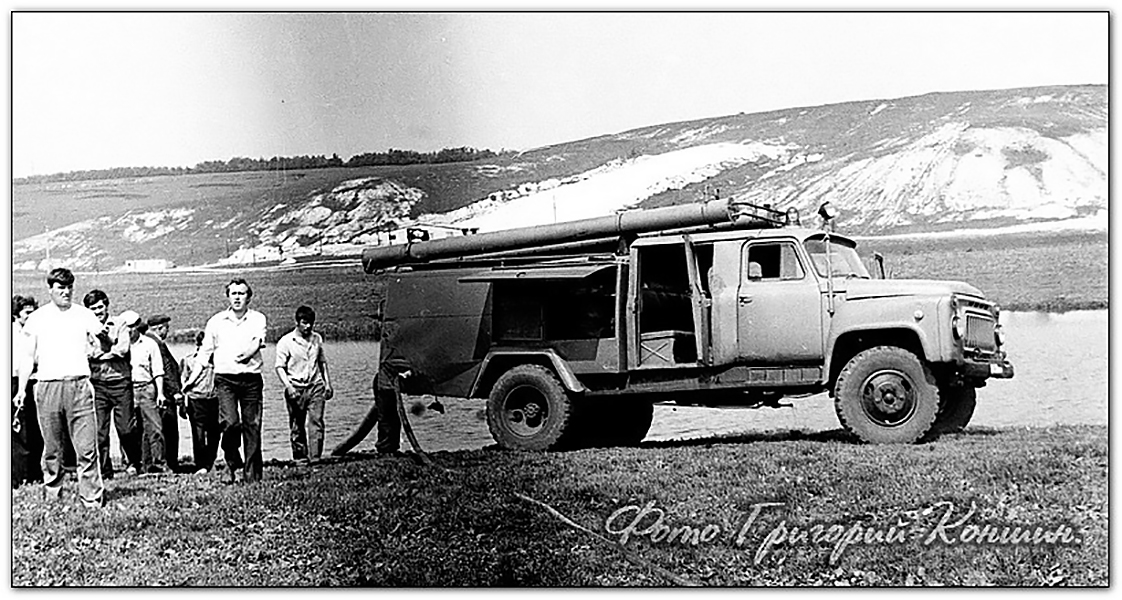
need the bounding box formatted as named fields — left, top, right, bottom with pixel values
left=803, top=236, right=871, bottom=279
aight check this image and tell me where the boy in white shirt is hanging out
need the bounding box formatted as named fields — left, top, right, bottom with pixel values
left=274, top=305, right=334, bottom=464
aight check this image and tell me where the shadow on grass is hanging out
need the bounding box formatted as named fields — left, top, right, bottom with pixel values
left=639, top=425, right=1011, bottom=449
left=640, top=427, right=857, bottom=448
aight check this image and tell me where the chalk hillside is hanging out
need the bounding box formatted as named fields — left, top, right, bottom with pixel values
left=12, top=84, right=1105, bottom=271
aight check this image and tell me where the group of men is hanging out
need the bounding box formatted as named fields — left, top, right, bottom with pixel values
left=11, top=267, right=405, bottom=507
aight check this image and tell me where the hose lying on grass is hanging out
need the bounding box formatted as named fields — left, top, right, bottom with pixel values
left=333, top=391, right=699, bottom=586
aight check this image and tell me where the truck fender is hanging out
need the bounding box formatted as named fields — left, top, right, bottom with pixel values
left=469, top=350, right=587, bottom=397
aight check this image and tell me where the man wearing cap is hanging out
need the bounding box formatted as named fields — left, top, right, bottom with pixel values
left=14, top=268, right=107, bottom=506
left=130, top=318, right=167, bottom=473
left=146, top=314, right=184, bottom=471
left=187, top=278, right=267, bottom=484
left=83, top=290, right=141, bottom=478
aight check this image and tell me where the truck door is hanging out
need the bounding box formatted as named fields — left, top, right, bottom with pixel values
left=737, top=240, right=823, bottom=363
left=683, top=236, right=712, bottom=365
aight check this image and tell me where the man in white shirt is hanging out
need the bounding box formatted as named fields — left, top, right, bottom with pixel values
left=274, top=305, right=334, bottom=464
left=125, top=313, right=167, bottom=473
left=188, top=278, right=267, bottom=484
left=14, top=268, right=107, bottom=507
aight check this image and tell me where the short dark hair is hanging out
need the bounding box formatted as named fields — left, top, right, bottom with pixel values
left=226, top=278, right=252, bottom=299
left=136, top=321, right=149, bottom=335
left=83, top=289, right=109, bottom=308
left=295, top=305, right=316, bottom=323
left=12, top=295, right=38, bottom=320
left=46, top=267, right=74, bottom=288
left=194, top=331, right=205, bottom=346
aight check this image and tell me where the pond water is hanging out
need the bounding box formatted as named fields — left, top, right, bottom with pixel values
left=150, top=310, right=1106, bottom=463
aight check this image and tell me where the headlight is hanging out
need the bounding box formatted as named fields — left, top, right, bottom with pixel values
left=994, top=324, right=1006, bottom=347
left=951, top=315, right=965, bottom=340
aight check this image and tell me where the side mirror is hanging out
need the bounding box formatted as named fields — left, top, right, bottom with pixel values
left=873, top=252, right=887, bottom=279
left=748, top=262, right=763, bottom=280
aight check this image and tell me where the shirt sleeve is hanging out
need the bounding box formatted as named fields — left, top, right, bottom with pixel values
left=196, top=317, right=218, bottom=366
left=149, top=343, right=165, bottom=378
left=255, top=312, right=267, bottom=342
left=274, top=335, right=290, bottom=369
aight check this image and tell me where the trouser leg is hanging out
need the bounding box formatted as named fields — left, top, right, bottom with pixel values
left=215, top=376, right=243, bottom=470
left=67, top=379, right=104, bottom=507
left=93, top=381, right=115, bottom=478
left=285, top=387, right=309, bottom=460
left=188, top=397, right=206, bottom=469
left=34, top=381, right=67, bottom=498
left=134, top=384, right=164, bottom=469
left=11, top=377, right=43, bottom=487
left=306, top=384, right=326, bottom=460
left=240, top=376, right=264, bottom=482
left=201, top=396, right=221, bottom=470
left=162, top=404, right=179, bottom=470
left=374, top=387, right=401, bottom=454
left=111, top=382, right=139, bottom=469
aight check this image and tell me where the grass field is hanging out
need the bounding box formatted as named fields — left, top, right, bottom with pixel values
left=861, top=230, right=1108, bottom=313
left=10, top=425, right=1106, bottom=586
left=12, top=230, right=1107, bottom=343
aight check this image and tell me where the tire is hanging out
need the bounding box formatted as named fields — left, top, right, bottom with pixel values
left=931, top=385, right=977, bottom=435
left=834, top=346, right=940, bottom=444
left=486, top=365, right=575, bottom=451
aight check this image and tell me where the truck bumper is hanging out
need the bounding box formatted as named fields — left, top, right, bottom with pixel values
left=988, top=360, right=1015, bottom=379
left=962, top=359, right=1014, bottom=380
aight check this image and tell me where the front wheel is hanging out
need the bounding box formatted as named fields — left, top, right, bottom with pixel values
left=486, top=365, right=575, bottom=451
left=834, top=346, right=940, bottom=444
left=931, top=385, right=977, bottom=435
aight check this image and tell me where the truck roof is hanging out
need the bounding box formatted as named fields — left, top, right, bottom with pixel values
left=632, top=226, right=857, bottom=247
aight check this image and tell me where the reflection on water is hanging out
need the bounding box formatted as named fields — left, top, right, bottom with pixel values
left=149, top=310, right=1105, bottom=462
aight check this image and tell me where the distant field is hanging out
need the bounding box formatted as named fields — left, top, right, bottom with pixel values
left=12, top=263, right=385, bottom=343
left=12, top=231, right=1106, bottom=343
left=860, top=230, right=1108, bottom=312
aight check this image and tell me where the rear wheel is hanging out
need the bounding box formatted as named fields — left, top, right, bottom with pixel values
left=834, top=346, right=940, bottom=444
left=487, top=365, right=575, bottom=451
left=931, top=385, right=977, bottom=435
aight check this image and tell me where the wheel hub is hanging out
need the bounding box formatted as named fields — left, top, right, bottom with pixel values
left=860, top=369, right=917, bottom=427
left=503, top=385, right=548, bottom=438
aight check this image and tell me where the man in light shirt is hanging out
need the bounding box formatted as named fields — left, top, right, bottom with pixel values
left=274, top=305, right=334, bottom=464
left=14, top=268, right=107, bottom=507
left=126, top=313, right=167, bottom=473
left=188, top=278, right=267, bottom=484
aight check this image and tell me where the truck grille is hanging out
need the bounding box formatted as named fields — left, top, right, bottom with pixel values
left=965, top=314, right=996, bottom=351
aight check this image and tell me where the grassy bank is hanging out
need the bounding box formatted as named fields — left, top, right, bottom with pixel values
left=11, top=424, right=1106, bottom=586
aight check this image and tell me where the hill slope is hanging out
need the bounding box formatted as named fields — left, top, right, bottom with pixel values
left=12, top=84, right=1105, bottom=271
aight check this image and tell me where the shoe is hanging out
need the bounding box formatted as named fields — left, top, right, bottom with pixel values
left=377, top=450, right=405, bottom=458
left=147, top=465, right=167, bottom=474
left=194, top=468, right=209, bottom=476
left=125, top=466, right=138, bottom=476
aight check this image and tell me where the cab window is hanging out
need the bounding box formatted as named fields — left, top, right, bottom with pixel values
left=745, top=242, right=805, bottom=281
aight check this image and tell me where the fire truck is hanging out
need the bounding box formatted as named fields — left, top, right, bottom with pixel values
left=362, top=199, right=1014, bottom=450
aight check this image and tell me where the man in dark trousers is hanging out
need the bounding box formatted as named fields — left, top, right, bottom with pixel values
left=84, top=290, right=141, bottom=478
left=186, top=279, right=267, bottom=484
left=372, top=345, right=412, bottom=455
left=146, top=314, right=184, bottom=471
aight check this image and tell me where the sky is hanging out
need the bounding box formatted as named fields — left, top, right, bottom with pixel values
left=10, top=10, right=1108, bottom=179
